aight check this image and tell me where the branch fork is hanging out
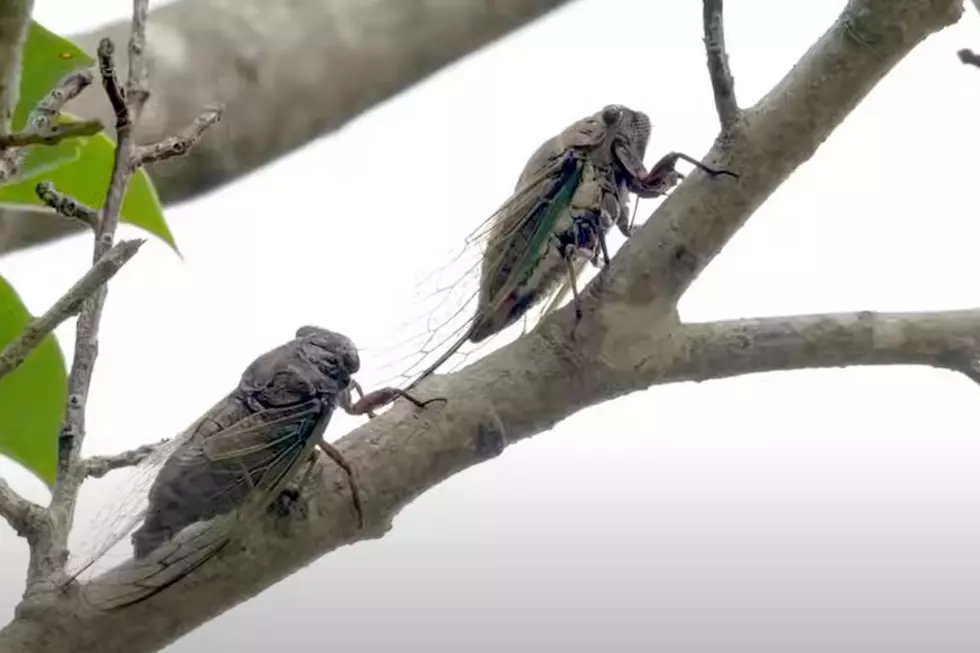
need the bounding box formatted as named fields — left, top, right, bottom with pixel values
left=0, top=0, right=223, bottom=596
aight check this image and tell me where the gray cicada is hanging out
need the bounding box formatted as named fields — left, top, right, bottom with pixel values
left=64, top=326, right=442, bottom=610
left=364, top=104, right=737, bottom=389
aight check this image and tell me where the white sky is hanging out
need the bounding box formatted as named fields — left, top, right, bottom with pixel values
left=2, top=1, right=980, bottom=651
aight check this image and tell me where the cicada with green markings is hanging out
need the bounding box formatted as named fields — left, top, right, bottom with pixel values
left=363, top=104, right=738, bottom=390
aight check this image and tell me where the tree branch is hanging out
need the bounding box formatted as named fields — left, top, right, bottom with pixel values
left=0, top=0, right=33, bottom=135
left=35, top=181, right=99, bottom=228
left=80, top=440, right=164, bottom=479
left=0, top=0, right=578, bottom=256
left=0, top=238, right=143, bottom=382
left=32, top=0, right=222, bottom=587
left=0, top=1, right=963, bottom=649
left=702, top=0, right=739, bottom=132
left=133, top=105, right=222, bottom=166
left=0, top=70, right=97, bottom=183
left=666, top=310, right=980, bottom=384
left=0, top=478, right=43, bottom=539
left=0, top=119, right=103, bottom=148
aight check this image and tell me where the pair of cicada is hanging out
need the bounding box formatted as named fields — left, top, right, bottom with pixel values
left=63, top=104, right=735, bottom=611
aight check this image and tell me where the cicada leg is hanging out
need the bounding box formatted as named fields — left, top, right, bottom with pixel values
left=342, top=380, right=445, bottom=418
left=315, top=437, right=364, bottom=529
left=271, top=451, right=318, bottom=517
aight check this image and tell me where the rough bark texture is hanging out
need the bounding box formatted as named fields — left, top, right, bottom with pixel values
left=0, top=1, right=965, bottom=652
left=0, top=0, right=576, bottom=255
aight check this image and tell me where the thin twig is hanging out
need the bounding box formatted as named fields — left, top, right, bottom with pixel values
left=702, top=0, right=739, bottom=132
left=80, top=439, right=167, bottom=479
left=97, top=39, right=127, bottom=129
left=35, top=181, right=99, bottom=228
left=134, top=105, right=224, bottom=165
left=0, top=239, right=144, bottom=382
left=957, top=48, right=980, bottom=68
left=47, top=4, right=155, bottom=580
left=40, top=0, right=221, bottom=584
left=0, top=70, right=95, bottom=182
left=0, top=119, right=103, bottom=148
left=0, top=478, right=44, bottom=538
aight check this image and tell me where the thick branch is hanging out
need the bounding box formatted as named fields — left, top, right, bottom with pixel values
left=667, top=310, right=980, bottom=384
left=0, top=238, right=144, bottom=381
left=0, top=0, right=577, bottom=255
left=0, top=1, right=964, bottom=651
left=702, top=0, right=739, bottom=131
left=602, top=0, right=963, bottom=316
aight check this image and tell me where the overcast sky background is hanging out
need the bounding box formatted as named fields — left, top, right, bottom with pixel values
left=2, top=0, right=980, bottom=651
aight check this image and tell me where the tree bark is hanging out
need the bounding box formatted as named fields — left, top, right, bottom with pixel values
left=0, top=0, right=577, bottom=255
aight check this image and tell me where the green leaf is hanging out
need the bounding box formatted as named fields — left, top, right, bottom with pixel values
left=14, top=114, right=89, bottom=186
left=15, top=21, right=94, bottom=130
left=0, top=120, right=179, bottom=253
left=0, top=275, right=67, bottom=487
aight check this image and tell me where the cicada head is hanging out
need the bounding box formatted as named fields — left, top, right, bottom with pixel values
left=295, top=325, right=361, bottom=376
left=600, top=104, right=652, bottom=163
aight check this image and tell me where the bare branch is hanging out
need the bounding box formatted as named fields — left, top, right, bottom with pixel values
left=0, top=478, right=44, bottom=538
left=96, top=39, right=127, bottom=128
left=45, top=19, right=152, bottom=580
left=39, top=0, right=221, bottom=586
left=666, top=309, right=980, bottom=384
left=0, top=239, right=144, bottom=381
left=0, top=119, right=103, bottom=148
left=80, top=440, right=166, bottom=479
left=35, top=182, right=98, bottom=229
left=0, top=70, right=96, bottom=183
left=134, top=105, right=224, bottom=166
left=702, top=0, right=739, bottom=132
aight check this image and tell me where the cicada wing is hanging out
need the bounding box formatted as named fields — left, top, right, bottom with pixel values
left=358, top=151, right=585, bottom=390
left=65, top=428, right=198, bottom=584
left=74, top=399, right=329, bottom=611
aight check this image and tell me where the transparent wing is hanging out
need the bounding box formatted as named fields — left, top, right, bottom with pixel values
left=65, top=398, right=327, bottom=610
left=357, top=151, right=584, bottom=390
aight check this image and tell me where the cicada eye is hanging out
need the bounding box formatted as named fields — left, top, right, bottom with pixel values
left=341, top=350, right=360, bottom=374
left=601, top=105, right=623, bottom=126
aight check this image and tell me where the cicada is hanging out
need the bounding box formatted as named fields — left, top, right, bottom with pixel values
left=62, top=326, right=442, bottom=610
left=361, top=104, right=737, bottom=390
